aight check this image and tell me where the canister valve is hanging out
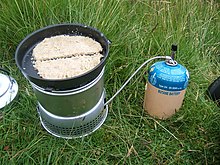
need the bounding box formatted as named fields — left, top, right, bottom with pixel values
left=171, top=44, right=177, bottom=60
left=166, top=44, right=178, bottom=66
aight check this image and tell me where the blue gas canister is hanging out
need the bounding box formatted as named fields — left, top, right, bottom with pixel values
left=143, top=46, right=189, bottom=119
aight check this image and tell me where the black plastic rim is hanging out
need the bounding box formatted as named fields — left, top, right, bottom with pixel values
left=15, top=23, right=110, bottom=91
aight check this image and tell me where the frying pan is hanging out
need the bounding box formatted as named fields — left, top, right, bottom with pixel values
left=15, top=24, right=110, bottom=91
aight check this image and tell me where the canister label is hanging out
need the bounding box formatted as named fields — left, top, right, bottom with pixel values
left=158, top=89, right=180, bottom=96
left=148, top=61, right=189, bottom=91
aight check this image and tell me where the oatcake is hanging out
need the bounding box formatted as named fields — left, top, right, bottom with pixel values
left=32, top=35, right=102, bottom=61
left=33, top=53, right=103, bottom=79
left=32, top=35, right=103, bottom=79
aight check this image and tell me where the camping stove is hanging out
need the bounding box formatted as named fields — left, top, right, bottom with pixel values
left=31, top=68, right=108, bottom=139
left=15, top=24, right=111, bottom=139
left=15, top=24, right=174, bottom=139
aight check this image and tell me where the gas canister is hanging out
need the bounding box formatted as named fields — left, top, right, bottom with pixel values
left=143, top=46, right=189, bottom=119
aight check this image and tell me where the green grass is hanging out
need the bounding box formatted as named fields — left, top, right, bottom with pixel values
left=0, top=0, right=219, bottom=164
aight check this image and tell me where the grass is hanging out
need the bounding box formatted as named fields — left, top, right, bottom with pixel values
left=0, top=0, right=219, bottom=164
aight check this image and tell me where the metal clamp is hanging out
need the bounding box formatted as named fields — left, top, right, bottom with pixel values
left=0, top=68, right=13, bottom=90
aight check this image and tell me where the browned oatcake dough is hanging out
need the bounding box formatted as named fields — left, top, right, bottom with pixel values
left=32, top=35, right=103, bottom=79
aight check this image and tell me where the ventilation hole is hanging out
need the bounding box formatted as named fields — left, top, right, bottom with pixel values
left=41, top=109, right=106, bottom=137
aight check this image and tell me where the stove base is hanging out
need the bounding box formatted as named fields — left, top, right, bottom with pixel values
left=37, top=91, right=108, bottom=139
